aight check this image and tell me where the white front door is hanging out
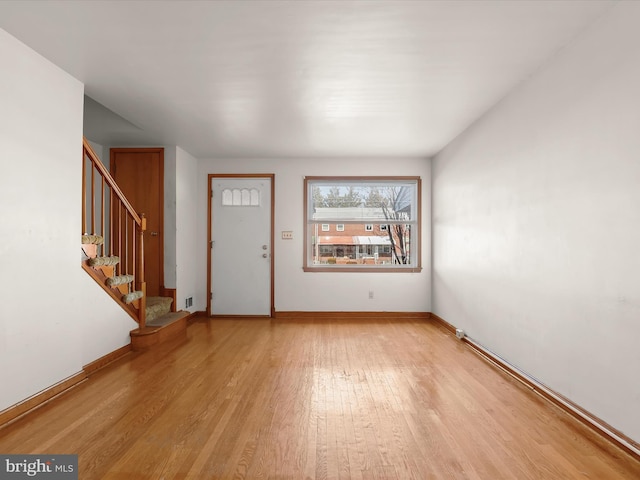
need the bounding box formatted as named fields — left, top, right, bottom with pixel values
left=210, top=176, right=272, bottom=315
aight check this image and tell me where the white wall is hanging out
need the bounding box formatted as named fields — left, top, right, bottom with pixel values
left=0, top=28, right=136, bottom=412
left=176, top=147, right=199, bottom=312
left=432, top=2, right=640, bottom=443
left=87, top=140, right=105, bottom=163
left=197, top=157, right=431, bottom=313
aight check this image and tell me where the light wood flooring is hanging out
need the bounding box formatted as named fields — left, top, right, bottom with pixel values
left=0, top=317, right=638, bottom=479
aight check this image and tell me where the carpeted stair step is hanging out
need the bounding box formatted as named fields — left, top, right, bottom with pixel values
left=81, top=234, right=104, bottom=245
left=81, top=235, right=105, bottom=259
left=145, top=296, right=173, bottom=324
left=107, top=274, right=135, bottom=296
left=146, top=310, right=189, bottom=328
left=122, top=290, right=143, bottom=304
left=89, top=255, right=120, bottom=267
left=106, top=274, right=134, bottom=287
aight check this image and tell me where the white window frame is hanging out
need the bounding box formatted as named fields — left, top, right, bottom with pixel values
left=336, top=224, right=345, bottom=232
left=304, top=176, right=421, bottom=272
left=321, top=224, right=330, bottom=231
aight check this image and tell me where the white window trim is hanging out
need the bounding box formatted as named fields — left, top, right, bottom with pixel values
left=304, top=176, right=421, bottom=272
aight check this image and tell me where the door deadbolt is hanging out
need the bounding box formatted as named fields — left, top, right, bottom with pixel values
left=262, top=245, right=268, bottom=250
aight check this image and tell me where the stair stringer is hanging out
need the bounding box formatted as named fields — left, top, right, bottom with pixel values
left=81, top=263, right=142, bottom=323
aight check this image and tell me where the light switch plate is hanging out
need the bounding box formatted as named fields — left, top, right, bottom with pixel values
left=282, top=231, right=293, bottom=239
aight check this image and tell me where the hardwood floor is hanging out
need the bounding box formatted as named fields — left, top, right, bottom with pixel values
left=1, top=317, right=638, bottom=479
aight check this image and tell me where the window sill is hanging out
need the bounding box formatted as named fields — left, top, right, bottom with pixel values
left=303, top=266, right=422, bottom=273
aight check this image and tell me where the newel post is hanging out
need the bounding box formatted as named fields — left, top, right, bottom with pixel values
left=138, top=213, right=147, bottom=329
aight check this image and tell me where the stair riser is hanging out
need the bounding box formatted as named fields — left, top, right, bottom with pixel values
left=130, top=315, right=187, bottom=351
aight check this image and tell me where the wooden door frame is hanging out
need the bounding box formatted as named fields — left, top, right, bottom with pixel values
left=207, top=174, right=275, bottom=317
left=110, top=147, right=165, bottom=296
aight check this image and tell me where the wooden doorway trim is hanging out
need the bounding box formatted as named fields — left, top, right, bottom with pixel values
left=110, top=147, right=165, bottom=296
left=207, top=173, right=275, bottom=317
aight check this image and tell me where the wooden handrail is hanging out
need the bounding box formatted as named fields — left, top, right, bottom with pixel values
left=82, top=137, right=146, bottom=326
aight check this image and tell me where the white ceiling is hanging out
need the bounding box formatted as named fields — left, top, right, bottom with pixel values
left=0, top=0, right=615, bottom=159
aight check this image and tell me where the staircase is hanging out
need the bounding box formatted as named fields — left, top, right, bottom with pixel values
left=81, top=138, right=188, bottom=350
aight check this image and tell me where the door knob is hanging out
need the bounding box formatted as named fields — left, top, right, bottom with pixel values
left=262, top=253, right=268, bottom=258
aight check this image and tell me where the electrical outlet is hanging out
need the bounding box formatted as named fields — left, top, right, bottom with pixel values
left=368, top=290, right=374, bottom=299
left=282, top=231, right=293, bottom=239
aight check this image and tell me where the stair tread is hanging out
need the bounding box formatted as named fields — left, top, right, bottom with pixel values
left=146, top=296, right=173, bottom=307
left=81, top=234, right=104, bottom=245
left=122, top=290, right=143, bottom=304
left=89, top=256, right=120, bottom=267
left=146, top=310, right=190, bottom=328
left=145, top=296, right=174, bottom=323
left=106, top=274, right=134, bottom=287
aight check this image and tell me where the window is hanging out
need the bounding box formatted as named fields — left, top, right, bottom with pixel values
left=222, top=188, right=260, bottom=206
left=304, top=176, right=421, bottom=272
